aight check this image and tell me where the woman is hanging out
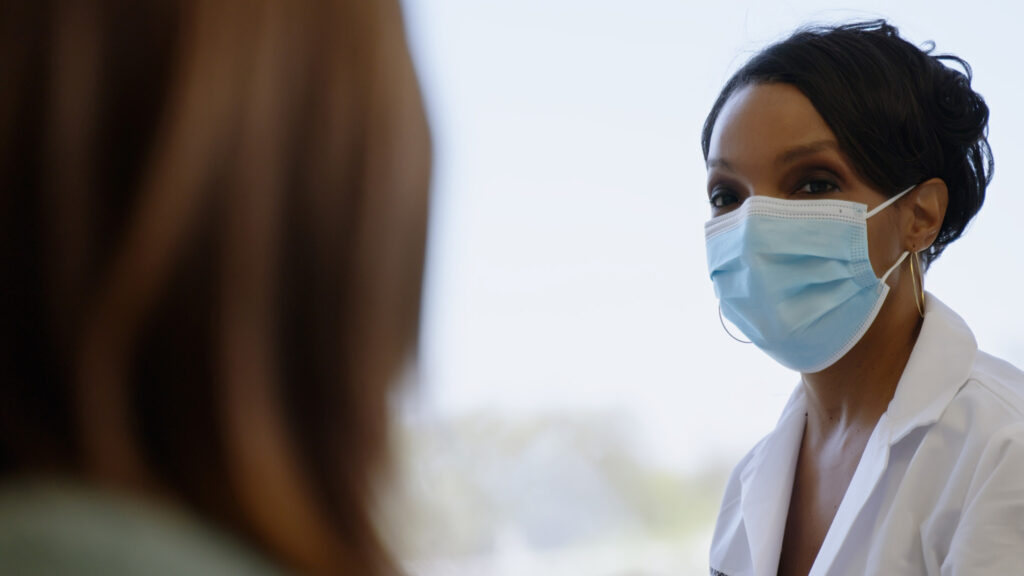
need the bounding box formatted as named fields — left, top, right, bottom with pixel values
left=702, top=21, right=1024, bottom=576
left=0, top=0, right=429, bottom=574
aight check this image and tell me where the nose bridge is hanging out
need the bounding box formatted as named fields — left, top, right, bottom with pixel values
left=745, top=171, right=788, bottom=200
left=738, top=156, right=786, bottom=199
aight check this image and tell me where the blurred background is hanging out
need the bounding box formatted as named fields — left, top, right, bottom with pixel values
left=387, top=1, right=1024, bottom=574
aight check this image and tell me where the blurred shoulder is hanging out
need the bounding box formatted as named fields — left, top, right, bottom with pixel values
left=0, top=479, right=285, bottom=576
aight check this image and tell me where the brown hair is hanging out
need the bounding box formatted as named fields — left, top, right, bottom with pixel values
left=0, top=0, right=430, bottom=573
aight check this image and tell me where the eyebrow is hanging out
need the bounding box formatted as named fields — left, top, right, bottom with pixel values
left=706, top=157, right=734, bottom=171
left=775, top=140, right=841, bottom=167
left=706, top=139, right=841, bottom=171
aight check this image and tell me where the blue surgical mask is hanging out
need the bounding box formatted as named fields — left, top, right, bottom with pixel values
left=704, top=186, right=914, bottom=373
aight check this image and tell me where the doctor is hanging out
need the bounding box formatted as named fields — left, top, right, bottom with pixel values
left=702, top=21, right=1024, bottom=576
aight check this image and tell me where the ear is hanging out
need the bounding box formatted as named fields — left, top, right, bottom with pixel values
left=903, top=178, right=948, bottom=254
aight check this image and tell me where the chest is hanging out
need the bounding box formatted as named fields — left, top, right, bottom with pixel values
left=776, top=432, right=869, bottom=576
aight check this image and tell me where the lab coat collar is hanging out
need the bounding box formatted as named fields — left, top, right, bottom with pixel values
left=811, top=292, right=977, bottom=575
left=879, top=292, right=977, bottom=446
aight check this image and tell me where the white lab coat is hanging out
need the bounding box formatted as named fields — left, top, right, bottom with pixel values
left=709, top=293, right=1024, bottom=576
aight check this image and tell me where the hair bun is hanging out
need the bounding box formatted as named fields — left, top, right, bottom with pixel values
left=932, top=58, right=988, bottom=145
left=938, top=74, right=967, bottom=117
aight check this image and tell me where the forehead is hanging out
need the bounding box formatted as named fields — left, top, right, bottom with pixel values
left=707, top=83, right=837, bottom=170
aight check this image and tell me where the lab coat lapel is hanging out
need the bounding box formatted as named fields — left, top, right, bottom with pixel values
left=739, top=389, right=806, bottom=576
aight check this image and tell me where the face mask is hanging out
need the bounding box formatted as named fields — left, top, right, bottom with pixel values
left=704, top=186, right=914, bottom=373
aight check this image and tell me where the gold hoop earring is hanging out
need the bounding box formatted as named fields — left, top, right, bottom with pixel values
left=910, top=251, right=925, bottom=318
left=718, top=305, right=752, bottom=344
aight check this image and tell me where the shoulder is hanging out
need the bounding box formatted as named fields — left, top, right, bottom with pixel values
left=709, top=440, right=759, bottom=570
left=0, top=480, right=284, bottom=576
left=967, top=350, right=1024, bottom=416
left=939, top=350, right=1024, bottom=445
left=720, top=437, right=767, bottom=498
left=930, top=346, right=1024, bottom=476
left=956, top=349, right=1024, bottom=482
left=908, top=295, right=1024, bottom=437
left=717, top=394, right=801, bottom=509
left=713, top=440, right=758, bottom=525
left=941, top=414, right=1024, bottom=570
left=930, top=350, right=1024, bottom=569
left=716, top=384, right=805, bottom=506
left=711, top=410, right=790, bottom=543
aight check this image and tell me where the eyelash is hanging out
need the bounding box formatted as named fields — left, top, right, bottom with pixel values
left=794, top=177, right=841, bottom=195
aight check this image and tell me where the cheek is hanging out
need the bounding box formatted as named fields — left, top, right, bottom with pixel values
left=866, top=211, right=903, bottom=277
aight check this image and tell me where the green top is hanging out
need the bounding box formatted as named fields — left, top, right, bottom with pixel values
left=0, top=480, right=285, bottom=575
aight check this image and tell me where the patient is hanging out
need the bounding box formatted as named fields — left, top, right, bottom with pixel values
left=0, top=1, right=430, bottom=573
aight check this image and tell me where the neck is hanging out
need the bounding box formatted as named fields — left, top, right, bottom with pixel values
left=799, top=283, right=923, bottom=438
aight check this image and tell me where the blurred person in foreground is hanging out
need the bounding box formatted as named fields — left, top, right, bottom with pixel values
left=0, top=1, right=430, bottom=574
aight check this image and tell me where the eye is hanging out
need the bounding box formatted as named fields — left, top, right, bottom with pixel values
left=795, top=178, right=840, bottom=195
left=709, top=186, right=740, bottom=209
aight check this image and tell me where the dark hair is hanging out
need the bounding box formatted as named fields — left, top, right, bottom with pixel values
left=701, top=20, right=993, bottom=266
left=0, top=0, right=429, bottom=573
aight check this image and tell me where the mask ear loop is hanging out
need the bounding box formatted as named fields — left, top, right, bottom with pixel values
left=718, top=305, right=752, bottom=344
left=879, top=250, right=910, bottom=285
left=866, top=184, right=917, bottom=219
left=910, top=250, right=926, bottom=318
